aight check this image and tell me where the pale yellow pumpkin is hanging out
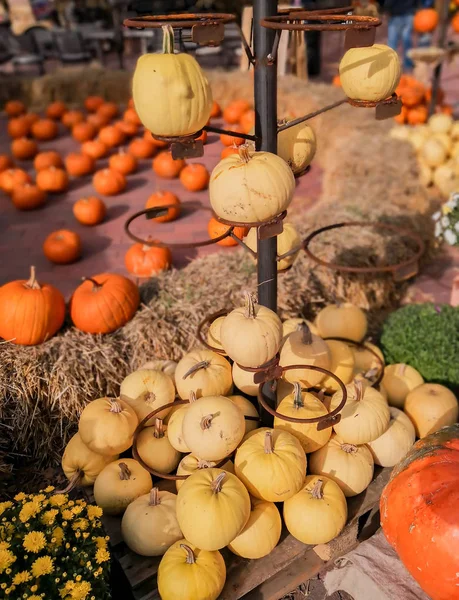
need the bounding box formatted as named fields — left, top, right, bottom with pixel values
left=428, top=112, right=453, bottom=135
left=175, top=454, right=235, bottom=491
left=227, top=497, right=282, bottom=559
left=404, top=383, right=458, bottom=438
left=157, top=540, right=226, bottom=600
left=175, top=348, right=233, bottom=400
left=139, top=359, right=177, bottom=379
left=433, top=163, right=458, bottom=197
left=282, top=318, right=319, bottom=339
left=432, top=133, right=453, bottom=155
left=277, top=121, right=316, bottom=174
left=409, top=129, right=429, bottom=152
left=274, top=383, right=331, bottom=453
left=451, top=121, right=459, bottom=140
left=229, top=395, right=259, bottom=435
left=339, top=44, right=401, bottom=102
left=78, top=397, right=138, bottom=455
left=315, top=303, right=368, bottom=343
left=121, top=488, right=182, bottom=556
left=136, top=418, right=182, bottom=474
left=351, top=341, right=385, bottom=380
left=283, top=475, right=347, bottom=545
left=232, top=362, right=258, bottom=397
left=276, top=378, right=294, bottom=403
left=176, top=468, right=251, bottom=551
left=61, top=432, right=118, bottom=488
left=243, top=222, right=301, bottom=271
left=93, top=458, right=152, bottom=515
left=120, top=369, right=175, bottom=425
left=207, top=316, right=226, bottom=354
left=389, top=125, right=411, bottom=141
left=322, top=340, right=355, bottom=393
left=182, top=395, right=245, bottom=461
left=167, top=400, right=193, bottom=453
left=421, top=138, right=448, bottom=168
left=382, top=363, right=424, bottom=408
left=308, top=434, right=374, bottom=497
left=234, top=428, right=306, bottom=502
left=133, top=26, right=212, bottom=137
left=418, top=161, right=433, bottom=187
left=367, top=407, right=415, bottom=467
left=220, top=292, right=282, bottom=368
left=209, top=146, right=295, bottom=224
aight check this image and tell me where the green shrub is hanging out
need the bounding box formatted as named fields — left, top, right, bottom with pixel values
left=380, top=303, right=459, bottom=390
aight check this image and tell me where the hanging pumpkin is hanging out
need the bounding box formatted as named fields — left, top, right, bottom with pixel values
left=0, top=154, right=14, bottom=173
left=220, top=292, right=283, bottom=368
left=62, top=110, right=85, bottom=129
left=31, top=118, right=58, bottom=141
left=128, top=137, right=157, bottom=159
left=0, top=266, right=65, bottom=345
left=109, top=149, right=138, bottom=175
left=278, top=121, right=316, bottom=174
left=210, top=146, right=295, bottom=224
left=136, top=418, right=182, bottom=474
left=243, top=222, right=300, bottom=270
left=207, top=218, right=247, bottom=247
left=235, top=428, right=306, bottom=502
left=404, top=383, right=458, bottom=439
left=0, top=168, right=31, bottom=195
left=78, top=397, right=138, bottom=455
left=315, top=303, right=368, bottom=342
left=124, top=242, right=172, bottom=277
left=274, top=383, right=332, bottom=453
left=283, top=475, right=347, bottom=545
left=367, top=407, right=415, bottom=467
left=65, top=152, right=95, bottom=177
left=232, top=362, right=258, bottom=396
left=36, top=167, right=69, bottom=193
left=122, top=489, right=183, bottom=556
left=223, top=100, right=252, bottom=124
left=98, top=125, right=125, bottom=148
left=46, top=101, right=67, bottom=120
left=282, top=318, right=319, bottom=339
left=381, top=363, right=424, bottom=408
left=73, top=196, right=106, bottom=226
left=176, top=454, right=235, bottom=491
left=97, top=102, right=119, bottom=121
left=153, top=151, right=185, bottom=179
left=72, top=121, right=97, bottom=143
left=93, top=458, right=152, bottom=515
left=85, top=96, right=105, bottom=113
left=207, top=315, right=226, bottom=353
left=309, top=433, right=374, bottom=497
left=93, top=168, right=126, bottom=196
left=145, top=190, right=181, bottom=222
left=34, top=151, right=63, bottom=172
left=70, top=273, right=140, bottom=334
left=179, top=163, right=210, bottom=192
left=413, top=8, right=439, bottom=33
left=43, top=229, right=81, bottom=265
left=174, top=348, right=233, bottom=400
left=176, top=468, right=250, bottom=550
left=7, top=116, right=30, bottom=139
left=5, top=100, right=26, bottom=118
left=133, top=25, right=212, bottom=137
left=120, top=368, right=175, bottom=424
left=322, top=340, right=355, bottom=392
left=62, top=432, right=118, bottom=489
left=12, top=184, right=46, bottom=211
left=11, top=137, right=38, bottom=160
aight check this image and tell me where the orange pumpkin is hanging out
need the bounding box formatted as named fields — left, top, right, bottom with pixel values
left=12, top=183, right=46, bottom=211
left=34, top=151, right=64, bottom=172
left=93, top=168, right=126, bottom=196
left=210, top=100, right=222, bottom=119
left=70, top=273, right=140, bottom=334
left=125, top=242, right=172, bottom=277
left=128, top=138, right=156, bottom=159
left=73, top=196, right=106, bottom=226
left=85, top=96, right=105, bottom=113
left=145, top=190, right=181, bottom=223
left=11, top=137, right=38, bottom=160
left=72, top=122, right=97, bottom=143
left=426, top=86, right=444, bottom=105
left=62, top=110, right=85, bottom=129
left=407, top=104, right=428, bottom=125
left=394, top=105, right=408, bottom=124
left=36, top=167, right=69, bottom=193
left=65, top=153, right=95, bottom=177
left=98, top=125, right=126, bottom=148
left=207, top=217, right=247, bottom=247
left=81, top=140, right=108, bottom=161
left=115, top=120, right=138, bottom=138
left=0, top=266, right=65, bottom=346
left=23, top=112, right=40, bottom=128
left=399, top=84, right=425, bottom=108
left=97, top=102, right=119, bottom=121
left=239, top=109, right=256, bottom=134
left=87, top=112, right=111, bottom=130
left=0, top=168, right=32, bottom=195
left=223, top=100, right=252, bottom=124
left=196, top=130, right=207, bottom=144
left=46, top=101, right=67, bottom=120
left=123, top=107, right=142, bottom=126
left=128, top=98, right=135, bottom=109
left=144, top=129, right=168, bottom=148
left=0, top=154, right=14, bottom=173
left=437, top=104, right=453, bottom=116
left=332, top=74, right=341, bottom=87
left=5, top=100, right=26, bottom=118
left=31, top=119, right=59, bottom=141
left=152, top=152, right=185, bottom=179
left=7, top=117, right=30, bottom=139
left=220, top=126, right=244, bottom=147
left=179, top=163, right=209, bottom=192
left=109, top=150, right=138, bottom=175
left=413, top=8, right=439, bottom=33
left=221, top=146, right=240, bottom=159
left=43, top=229, right=82, bottom=264
left=453, top=13, right=459, bottom=34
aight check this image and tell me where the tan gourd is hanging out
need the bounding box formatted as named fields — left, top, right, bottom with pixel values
left=93, top=459, right=152, bottom=515
left=382, top=363, right=424, bottom=408
left=282, top=318, right=319, bottom=339
left=120, top=369, right=175, bottom=424
left=309, top=434, right=374, bottom=497
left=176, top=469, right=251, bottom=551
left=419, top=162, right=433, bottom=187
left=139, top=359, right=177, bottom=379
left=232, top=362, right=258, bottom=396
left=432, top=133, right=453, bottom=154
left=235, top=428, right=306, bottom=502
left=207, top=316, right=226, bottom=353
left=315, top=303, right=368, bottom=342
left=322, top=340, right=355, bottom=393
left=174, top=348, right=232, bottom=400
left=229, top=395, right=259, bottom=435
left=166, top=398, right=193, bottom=453
left=121, top=488, right=182, bottom=556
left=243, top=223, right=301, bottom=271
left=367, top=407, right=416, bottom=467
left=404, top=383, right=458, bottom=438
left=283, top=475, right=347, bottom=545
left=136, top=418, right=182, bottom=474
left=61, top=432, right=118, bottom=489
left=277, top=122, right=316, bottom=174
left=175, top=454, right=235, bottom=491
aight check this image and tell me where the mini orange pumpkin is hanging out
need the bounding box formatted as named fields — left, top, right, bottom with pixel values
left=207, top=217, right=247, bottom=247
left=128, top=138, right=156, bottom=159
left=97, top=102, right=119, bottom=121
left=239, top=109, right=256, bottom=134
left=413, top=8, right=439, bottom=33
left=85, top=96, right=105, bottom=112
left=65, top=153, right=95, bottom=177
left=7, top=117, right=30, bottom=139
left=81, top=140, right=108, bottom=161
left=62, top=110, right=85, bottom=129
left=223, top=100, right=252, bottom=124
left=115, top=120, right=138, bottom=138
left=400, top=84, right=425, bottom=108
left=43, top=229, right=82, bottom=264
left=73, top=196, right=106, bottom=226
left=12, top=183, right=47, bottom=211
left=34, top=151, right=63, bottom=172
left=220, top=126, right=244, bottom=147
left=152, top=152, right=185, bottom=179
left=333, top=74, right=341, bottom=87
left=5, top=100, right=26, bottom=118
left=72, top=122, right=97, bottom=143
left=11, top=137, right=38, bottom=160
left=196, top=130, right=207, bottom=144
left=93, top=168, right=126, bottom=196
left=394, top=105, right=408, bottom=125
left=144, top=129, right=168, bottom=148
left=36, top=167, right=69, bottom=193
left=221, top=146, right=240, bottom=159
left=123, top=107, right=142, bottom=126
left=453, top=12, right=459, bottom=34
left=0, top=168, right=32, bottom=195
left=23, top=112, right=40, bottom=127
left=0, top=154, right=14, bottom=173
left=179, top=163, right=210, bottom=192
left=145, top=190, right=181, bottom=223
left=125, top=242, right=172, bottom=277
left=46, top=101, right=67, bottom=120
left=31, top=118, right=59, bottom=141
left=210, top=100, right=222, bottom=119
left=98, top=125, right=125, bottom=148
left=407, top=105, right=428, bottom=125
left=87, top=112, right=111, bottom=130
left=109, top=150, right=138, bottom=175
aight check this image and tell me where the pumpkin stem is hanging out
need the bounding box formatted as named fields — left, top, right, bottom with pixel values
left=24, top=266, right=41, bottom=290
left=293, top=382, right=304, bottom=409
left=298, top=322, right=313, bottom=345
left=341, top=443, right=358, bottom=454
left=154, top=417, right=165, bottom=438
left=180, top=544, right=196, bottom=564
left=197, top=459, right=215, bottom=469
left=211, top=472, right=226, bottom=493
left=118, top=462, right=131, bottom=480
left=201, top=412, right=219, bottom=430
left=182, top=361, right=209, bottom=380
left=264, top=430, right=274, bottom=454
left=244, top=291, right=256, bottom=319
left=162, top=25, right=175, bottom=55
left=82, top=276, right=102, bottom=292
left=53, top=470, right=82, bottom=494
left=109, top=399, right=123, bottom=414
left=314, top=388, right=325, bottom=402
left=238, top=145, right=252, bottom=164
left=189, top=390, right=197, bottom=403
left=354, top=380, right=363, bottom=402
left=149, top=487, right=160, bottom=506
left=397, top=363, right=407, bottom=376
left=144, top=391, right=157, bottom=406
left=311, top=478, right=324, bottom=500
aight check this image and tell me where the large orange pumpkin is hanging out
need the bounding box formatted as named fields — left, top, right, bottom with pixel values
left=11, top=137, right=38, bottom=160
left=12, top=183, right=47, bottom=211
left=46, top=101, right=67, bottom=120
left=223, top=100, right=252, bottom=124
left=152, top=152, right=185, bottom=179
left=34, top=151, right=64, bottom=172
left=43, top=229, right=82, bottom=264
left=98, top=125, right=125, bottom=148
left=115, top=120, right=138, bottom=138
left=179, top=163, right=209, bottom=191
left=381, top=425, right=459, bottom=600
left=85, top=96, right=105, bottom=112
left=109, top=150, right=138, bottom=175
left=73, top=196, right=106, bottom=226
left=124, top=242, right=172, bottom=277
left=0, top=266, right=65, bottom=345
left=413, top=8, right=439, bottom=33
left=220, top=125, right=244, bottom=147
left=65, top=153, right=95, bottom=177
left=5, top=100, right=26, bottom=118
left=97, top=102, right=119, bottom=121
left=36, top=167, right=69, bottom=193
left=145, top=190, right=181, bottom=223
left=407, top=104, right=428, bottom=125
left=7, top=117, right=30, bottom=139
left=31, top=118, right=59, bottom=141
left=93, top=168, right=126, bottom=196
left=70, top=273, right=140, bottom=334
left=0, top=168, right=32, bottom=195
left=72, top=122, right=97, bottom=143
left=207, top=217, right=247, bottom=247
left=81, top=140, right=108, bottom=161
left=128, top=138, right=156, bottom=159
left=62, top=110, right=85, bottom=129
left=0, top=155, right=14, bottom=173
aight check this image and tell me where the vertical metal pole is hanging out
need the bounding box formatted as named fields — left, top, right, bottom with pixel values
left=428, top=0, right=450, bottom=117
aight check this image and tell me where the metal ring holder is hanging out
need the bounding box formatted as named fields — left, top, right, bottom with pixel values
left=123, top=13, right=236, bottom=30
left=260, top=13, right=381, bottom=31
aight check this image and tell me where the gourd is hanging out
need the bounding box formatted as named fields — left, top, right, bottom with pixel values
left=97, top=102, right=119, bottom=121
left=122, top=488, right=182, bottom=556
left=322, top=340, right=355, bottom=393
left=309, top=434, right=374, bottom=497
left=235, top=428, right=306, bottom=502
left=145, top=190, right=181, bottom=222
left=43, top=230, right=81, bottom=265
left=175, top=454, right=235, bottom=491
left=418, top=162, right=432, bottom=187
left=12, top=184, right=46, bottom=211
left=5, top=100, right=26, bottom=117
left=73, top=196, right=106, bottom=226
left=153, top=152, right=185, bottom=178
left=209, top=146, right=295, bottom=224
left=99, top=125, right=126, bottom=148
left=182, top=395, right=245, bottom=461
left=72, top=121, right=97, bottom=143
left=176, top=469, right=250, bottom=551
left=243, top=223, right=301, bottom=271
left=0, top=154, right=14, bottom=172
left=315, top=303, right=368, bottom=342
left=11, top=137, right=38, bottom=160
left=382, top=363, right=424, bottom=408
left=93, top=459, right=152, bottom=515
left=0, top=266, right=65, bottom=346
left=31, top=118, right=58, bottom=141
left=221, top=292, right=283, bottom=368
left=404, top=383, right=458, bottom=439
left=174, top=348, right=232, bottom=400
left=279, top=323, right=331, bottom=387
left=351, top=342, right=384, bottom=379
left=85, top=95, right=105, bottom=112
left=62, top=110, right=84, bottom=128
left=207, top=218, right=247, bottom=246
left=109, top=149, right=138, bottom=175
left=277, top=122, right=316, bottom=174
left=157, top=540, right=226, bottom=600
left=82, top=140, right=108, bottom=160
left=207, top=316, right=226, bottom=353
left=128, top=137, right=156, bottom=159
left=229, top=395, right=259, bottom=435
left=124, top=243, right=172, bottom=278
left=328, top=380, right=390, bottom=444
left=61, top=432, right=118, bottom=488
left=282, top=318, right=319, bottom=338
left=120, top=369, right=175, bottom=424
left=274, top=383, right=331, bottom=453
left=78, top=397, right=138, bottom=455
left=339, top=44, right=401, bottom=102
left=232, top=362, right=259, bottom=396
left=167, top=394, right=196, bottom=453
left=133, top=25, right=212, bottom=137
left=93, top=168, right=126, bottom=196
left=136, top=418, right=182, bottom=474
left=8, top=116, right=30, bottom=139
left=228, top=497, right=282, bottom=559
left=283, top=475, right=347, bottom=545
left=367, top=407, right=415, bottom=467
left=223, top=99, right=251, bottom=124
left=0, top=168, right=31, bottom=194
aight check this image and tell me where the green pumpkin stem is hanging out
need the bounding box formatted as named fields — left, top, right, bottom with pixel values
left=264, top=430, right=274, bottom=454
left=244, top=291, right=256, bottom=319
left=154, top=418, right=165, bottom=438
left=211, top=472, right=226, bottom=494
left=118, top=462, right=131, bottom=480
left=181, top=544, right=196, bottom=564
left=311, top=478, right=324, bottom=500
left=162, top=25, right=175, bottom=55
left=293, top=382, right=304, bottom=409
left=149, top=488, right=160, bottom=506
left=183, top=361, right=209, bottom=380
left=25, top=266, right=40, bottom=290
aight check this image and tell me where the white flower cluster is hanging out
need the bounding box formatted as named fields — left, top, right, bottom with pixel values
left=432, top=192, right=459, bottom=246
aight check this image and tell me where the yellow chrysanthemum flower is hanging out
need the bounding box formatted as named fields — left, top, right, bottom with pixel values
left=51, top=526, right=64, bottom=547
left=442, top=204, right=452, bottom=215
left=0, top=548, right=16, bottom=573
left=19, top=501, right=41, bottom=523
left=41, top=509, right=59, bottom=526
left=86, top=506, right=102, bottom=520
left=72, top=518, right=89, bottom=531
left=34, top=494, right=46, bottom=503
left=70, top=580, right=92, bottom=600
left=0, top=541, right=10, bottom=550
left=23, top=531, right=47, bottom=553
left=31, top=555, right=54, bottom=577
left=71, top=505, right=84, bottom=516
left=61, top=510, right=74, bottom=521
left=14, top=492, right=26, bottom=502
left=95, top=548, right=110, bottom=564
left=28, top=596, right=41, bottom=600
left=31, top=584, right=38, bottom=592
left=0, top=502, right=13, bottom=516
left=49, top=494, right=67, bottom=507
left=93, top=536, right=107, bottom=550
left=12, top=570, right=31, bottom=585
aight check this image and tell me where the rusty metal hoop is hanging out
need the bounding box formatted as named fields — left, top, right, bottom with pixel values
left=215, top=210, right=288, bottom=230
left=347, top=94, right=399, bottom=109
left=260, top=13, right=381, bottom=31
left=123, top=13, right=236, bottom=29
left=197, top=309, right=228, bottom=355
left=278, top=6, right=353, bottom=15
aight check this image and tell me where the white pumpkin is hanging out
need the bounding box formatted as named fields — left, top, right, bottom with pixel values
left=322, top=340, right=355, bottom=393
left=207, top=316, right=226, bottom=354
left=229, top=395, right=259, bottom=435
left=136, top=418, right=182, bottom=474
left=315, top=303, right=368, bottom=343
left=432, top=133, right=453, bottom=155
left=243, top=223, right=301, bottom=271
left=120, top=369, right=175, bottom=425
left=139, top=359, right=177, bottom=379
left=421, top=138, right=448, bottom=168
left=282, top=318, right=319, bottom=339
left=428, top=112, right=453, bottom=135
left=433, top=163, right=458, bottom=197
left=351, top=341, right=384, bottom=380
left=409, top=130, right=429, bottom=152
left=404, top=383, right=459, bottom=438
left=418, top=161, right=433, bottom=187
left=232, top=362, right=258, bottom=397
left=277, top=122, right=316, bottom=174
left=175, top=453, right=235, bottom=491
left=382, top=363, right=424, bottom=408
left=166, top=398, right=194, bottom=453
left=367, top=407, right=415, bottom=467
left=389, top=126, right=411, bottom=141
left=174, top=348, right=233, bottom=400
